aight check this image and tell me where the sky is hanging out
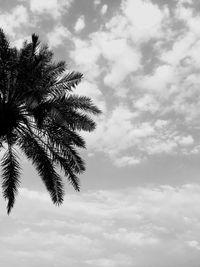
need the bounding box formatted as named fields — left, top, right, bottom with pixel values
left=1, top=0, right=200, bottom=266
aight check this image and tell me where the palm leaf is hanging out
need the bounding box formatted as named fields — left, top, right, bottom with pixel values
left=19, top=131, right=64, bottom=205
left=63, top=94, right=102, bottom=114
left=1, top=144, right=21, bottom=214
left=51, top=71, right=83, bottom=94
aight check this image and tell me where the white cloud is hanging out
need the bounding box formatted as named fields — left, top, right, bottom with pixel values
left=121, top=0, right=169, bottom=42
left=82, top=105, right=138, bottom=158
left=70, top=0, right=169, bottom=91
left=179, top=0, right=193, bottom=4
left=178, top=135, right=194, bottom=146
left=47, top=24, right=70, bottom=48
left=82, top=103, right=198, bottom=166
left=160, top=32, right=195, bottom=66
left=74, top=16, right=85, bottom=33
left=70, top=38, right=101, bottom=81
left=104, top=0, right=169, bottom=44
left=102, top=38, right=141, bottom=87
left=0, top=5, right=29, bottom=37
left=30, top=0, right=73, bottom=19
left=86, top=254, right=133, bottom=267
left=71, top=33, right=141, bottom=87
left=114, top=156, right=141, bottom=167
left=94, top=0, right=101, bottom=7
left=136, top=65, right=176, bottom=92
left=109, top=0, right=169, bottom=43
left=133, top=94, right=160, bottom=113
left=101, top=4, right=108, bottom=15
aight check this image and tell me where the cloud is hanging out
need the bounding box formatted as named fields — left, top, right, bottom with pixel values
left=114, top=156, right=141, bottom=167
left=68, top=0, right=200, bottom=165
left=102, top=38, right=141, bottom=87
left=71, top=33, right=141, bottom=87
left=133, top=94, right=160, bottom=113
left=74, top=16, right=85, bottom=33
left=101, top=4, right=108, bottom=15
left=94, top=0, right=101, bottom=7
left=70, top=0, right=169, bottom=90
left=1, top=184, right=200, bottom=266
left=82, top=101, right=198, bottom=166
left=177, top=135, right=194, bottom=146
left=70, top=37, right=101, bottom=81
left=47, top=24, right=70, bottom=48
left=121, top=0, right=169, bottom=42
left=0, top=5, right=29, bottom=37
left=29, top=0, right=73, bottom=19
left=136, top=65, right=176, bottom=92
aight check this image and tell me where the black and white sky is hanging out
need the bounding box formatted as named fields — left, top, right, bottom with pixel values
left=1, top=0, right=200, bottom=266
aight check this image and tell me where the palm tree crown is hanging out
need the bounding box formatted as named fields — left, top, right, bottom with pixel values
left=0, top=29, right=101, bottom=214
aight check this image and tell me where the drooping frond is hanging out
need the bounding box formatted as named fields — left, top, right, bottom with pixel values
left=59, top=160, right=81, bottom=191
left=24, top=124, right=82, bottom=191
left=18, top=117, right=85, bottom=190
left=1, top=143, right=21, bottom=214
left=44, top=123, right=86, bottom=148
left=43, top=123, right=86, bottom=174
left=18, top=131, right=64, bottom=205
left=48, top=149, right=81, bottom=191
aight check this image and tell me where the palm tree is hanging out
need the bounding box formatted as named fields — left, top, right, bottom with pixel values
left=0, top=29, right=101, bottom=214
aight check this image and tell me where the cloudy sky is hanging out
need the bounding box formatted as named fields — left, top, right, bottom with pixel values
left=1, top=0, right=200, bottom=266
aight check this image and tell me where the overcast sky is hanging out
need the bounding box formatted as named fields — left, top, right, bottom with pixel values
left=1, top=0, right=200, bottom=266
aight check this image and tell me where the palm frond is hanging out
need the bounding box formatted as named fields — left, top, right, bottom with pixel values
left=44, top=94, right=101, bottom=115
left=51, top=71, right=83, bottom=94
left=63, top=110, right=96, bottom=132
left=42, top=125, right=85, bottom=174
left=18, top=131, right=64, bottom=205
left=49, top=150, right=80, bottom=191
left=46, top=61, right=66, bottom=78
left=45, top=123, right=86, bottom=148
left=1, top=143, right=21, bottom=214
left=63, top=94, right=102, bottom=115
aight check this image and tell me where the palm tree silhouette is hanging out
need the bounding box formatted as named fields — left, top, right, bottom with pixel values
left=0, top=29, right=101, bottom=214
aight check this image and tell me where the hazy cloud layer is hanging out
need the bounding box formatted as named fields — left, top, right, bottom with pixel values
left=1, top=185, right=200, bottom=267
